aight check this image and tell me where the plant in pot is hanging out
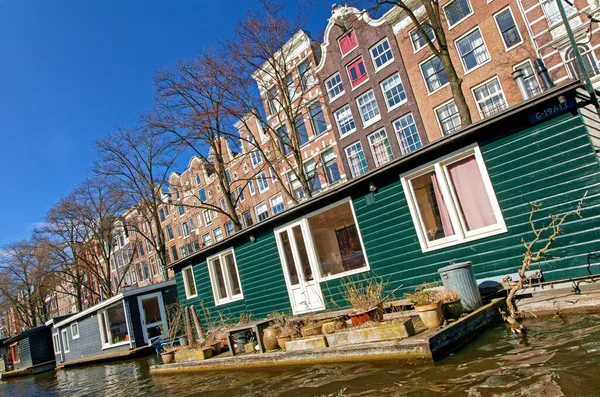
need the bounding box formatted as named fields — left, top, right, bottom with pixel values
left=404, top=285, right=443, bottom=329
left=439, top=287, right=463, bottom=321
left=162, top=303, right=185, bottom=363
left=263, top=312, right=286, bottom=351
left=300, top=313, right=323, bottom=337
left=341, top=275, right=386, bottom=326
left=277, top=319, right=300, bottom=351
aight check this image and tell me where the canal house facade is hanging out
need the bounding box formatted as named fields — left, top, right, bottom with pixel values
left=51, top=280, right=177, bottom=365
left=168, top=82, right=600, bottom=323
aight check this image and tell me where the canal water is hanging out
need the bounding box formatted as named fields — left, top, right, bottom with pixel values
left=2, top=314, right=600, bottom=396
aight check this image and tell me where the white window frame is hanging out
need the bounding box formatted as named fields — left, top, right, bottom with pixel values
left=98, top=302, right=131, bottom=349
left=443, top=0, right=474, bottom=29
left=400, top=144, right=507, bottom=252
left=202, top=233, right=212, bottom=246
left=52, top=332, right=61, bottom=355
left=325, top=72, right=345, bottom=102
left=345, top=141, right=369, bottom=178
left=71, top=322, right=80, bottom=340
left=203, top=209, right=212, bottom=225
left=61, top=329, right=70, bottom=353
left=434, top=99, right=462, bottom=136
left=213, top=226, right=223, bottom=242
left=380, top=73, right=407, bottom=111
left=334, top=104, right=357, bottom=138
left=356, top=89, right=381, bottom=127
left=257, top=171, right=270, bottom=193
left=269, top=192, right=285, bottom=215
left=419, top=54, right=450, bottom=95
left=182, top=265, right=198, bottom=299
left=207, top=248, right=244, bottom=306
left=471, top=76, right=508, bottom=118
left=248, top=179, right=256, bottom=196
left=393, top=113, right=422, bottom=155
left=513, top=59, right=542, bottom=98
left=409, top=23, right=435, bottom=53
left=368, top=128, right=393, bottom=167
left=455, top=27, right=491, bottom=74
left=369, top=38, right=394, bottom=71
left=493, top=6, right=523, bottom=52
left=255, top=201, right=268, bottom=222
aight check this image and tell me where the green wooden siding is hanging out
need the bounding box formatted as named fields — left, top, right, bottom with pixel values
left=177, top=110, right=600, bottom=325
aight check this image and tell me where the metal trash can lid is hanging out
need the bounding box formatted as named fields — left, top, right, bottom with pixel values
left=437, top=261, right=473, bottom=273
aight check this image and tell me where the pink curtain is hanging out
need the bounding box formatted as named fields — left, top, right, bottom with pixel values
left=447, top=155, right=497, bottom=231
left=431, top=173, right=455, bottom=237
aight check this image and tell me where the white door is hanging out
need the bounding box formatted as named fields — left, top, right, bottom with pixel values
left=137, top=292, right=169, bottom=344
left=275, top=220, right=325, bottom=314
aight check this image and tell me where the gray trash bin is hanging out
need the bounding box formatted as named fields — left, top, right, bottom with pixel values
left=438, top=261, right=482, bottom=312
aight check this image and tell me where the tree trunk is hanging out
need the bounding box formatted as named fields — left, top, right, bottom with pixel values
left=438, top=48, right=472, bottom=128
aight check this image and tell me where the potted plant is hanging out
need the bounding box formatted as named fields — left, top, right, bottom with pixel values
left=162, top=303, right=185, bottom=363
left=341, top=276, right=386, bottom=326
left=300, top=313, right=323, bottom=337
left=263, top=312, right=286, bottom=350
left=439, top=287, right=463, bottom=321
left=404, top=285, right=443, bottom=329
left=277, top=320, right=300, bottom=351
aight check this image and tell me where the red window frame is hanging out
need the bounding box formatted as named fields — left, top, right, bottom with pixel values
left=347, top=58, right=369, bottom=88
left=9, top=343, right=20, bottom=364
left=339, top=31, right=358, bottom=56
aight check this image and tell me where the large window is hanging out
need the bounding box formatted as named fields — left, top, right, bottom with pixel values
left=356, top=90, right=380, bottom=126
left=565, top=43, right=600, bottom=80
left=444, top=0, right=472, bottom=28
left=99, top=303, right=129, bottom=348
left=435, top=100, right=461, bottom=135
left=207, top=249, right=243, bottom=305
left=270, top=193, right=285, bottom=214
left=456, top=28, right=490, bottom=72
left=410, top=23, right=435, bottom=52
left=334, top=105, right=356, bottom=138
left=494, top=7, right=522, bottom=50
left=345, top=142, right=369, bottom=178
left=309, top=103, right=327, bottom=135
left=370, top=38, right=394, bottom=70
left=298, top=59, right=315, bottom=89
left=339, top=30, right=358, bottom=55
left=368, top=129, right=393, bottom=167
left=472, top=77, right=508, bottom=118
left=267, top=87, right=281, bottom=116
left=182, top=265, right=197, bottom=299
left=380, top=73, right=407, bottom=110
left=203, top=209, right=212, bottom=225
left=326, top=73, right=344, bottom=101
left=277, top=125, right=291, bottom=156
left=393, top=113, right=422, bottom=155
left=347, top=57, right=369, bottom=88
left=322, top=148, right=341, bottom=184
left=308, top=201, right=369, bottom=279
left=401, top=146, right=506, bottom=252
left=248, top=135, right=262, bottom=167
left=255, top=202, right=269, bottom=222
left=295, top=117, right=309, bottom=145
left=198, top=187, right=207, bottom=202
left=421, top=56, right=449, bottom=93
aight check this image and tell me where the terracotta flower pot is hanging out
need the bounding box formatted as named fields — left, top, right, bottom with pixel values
left=300, top=323, right=322, bottom=337
left=443, top=299, right=463, bottom=321
left=263, top=326, right=282, bottom=350
left=161, top=351, right=175, bottom=364
left=414, top=301, right=443, bottom=329
left=277, top=336, right=291, bottom=351
left=349, top=306, right=382, bottom=326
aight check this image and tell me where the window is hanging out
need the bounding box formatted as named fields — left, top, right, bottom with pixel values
left=298, top=59, right=315, bottom=89
left=60, top=329, right=70, bottom=353
left=182, top=222, right=190, bottom=237
left=53, top=333, right=61, bottom=355
left=213, top=227, right=223, bottom=242
left=347, top=58, right=369, bottom=88
left=142, top=261, right=150, bottom=280
left=444, top=0, right=472, bottom=27
left=268, top=87, right=281, bottom=115
left=286, top=74, right=296, bottom=98
left=225, top=221, right=235, bottom=236
left=305, top=159, right=321, bottom=191
left=207, top=249, right=243, bottom=305
left=356, top=90, right=380, bottom=126
left=166, top=225, right=174, bottom=240
left=368, top=129, right=394, bottom=167
left=393, top=113, right=422, bottom=155
left=248, top=136, right=263, bottom=167
left=456, top=28, right=490, bottom=72
left=220, top=198, right=226, bottom=212
left=202, top=233, right=212, bottom=247
left=9, top=343, right=21, bottom=364
left=255, top=202, right=268, bottom=222
left=71, top=323, right=80, bottom=339
left=248, top=180, right=256, bottom=196
left=159, top=208, right=166, bottom=222
left=196, top=213, right=203, bottom=228
left=189, top=217, right=195, bottom=230
left=198, top=187, right=207, bottom=202
left=339, top=30, right=358, bottom=55
left=513, top=60, right=542, bottom=98
left=137, top=241, right=145, bottom=256
left=270, top=193, right=285, bottom=214
left=380, top=73, right=407, bottom=110
left=176, top=225, right=182, bottom=238
left=237, top=186, right=245, bottom=202
left=195, top=175, right=201, bottom=185
left=257, top=171, right=269, bottom=193
left=182, top=265, right=197, bottom=298
left=565, top=43, right=600, bottom=80
left=277, top=125, right=291, bottom=156
left=370, top=38, right=394, bottom=70
left=225, top=169, right=232, bottom=184
left=150, top=257, right=158, bottom=277
left=402, top=146, right=506, bottom=251
left=495, top=7, right=522, bottom=50
left=309, top=103, right=327, bottom=135
left=334, top=105, right=356, bottom=138
left=542, top=0, right=576, bottom=26
left=326, top=73, right=345, bottom=101
left=435, top=100, right=461, bottom=135
left=410, top=23, right=435, bottom=52
left=178, top=204, right=185, bottom=216
left=322, top=148, right=341, bottom=184
left=203, top=209, right=212, bottom=225
left=295, top=117, right=309, bottom=146
left=287, top=170, right=304, bottom=200
left=421, top=56, right=449, bottom=93
left=345, top=142, right=369, bottom=178
left=472, top=77, right=507, bottom=118
left=98, top=303, right=129, bottom=347
left=243, top=211, right=253, bottom=227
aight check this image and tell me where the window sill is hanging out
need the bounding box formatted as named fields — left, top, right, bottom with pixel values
left=339, top=129, right=357, bottom=140
left=317, top=266, right=370, bottom=283
left=351, top=79, right=370, bottom=91
left=328, top=93, right=345, bottom=104
left=214, top=295, right=244, bottom=307
left=503, top=41, right=524, bottom=53
left=101, top=341, right=131, bottom=350
left=386, top=99, right=408, bottom=113
left=419, top=226, right=507, bottom=253
left=373, top=61, right=394, bottom=74
left=362, top=115, right=382, bottom=129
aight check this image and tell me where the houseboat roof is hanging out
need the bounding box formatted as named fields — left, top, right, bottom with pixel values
left=53, top=279, right=176, bottom=329
left=165, top=80, right=586, bottom=271
left=4, top=325, right=50, bottom=344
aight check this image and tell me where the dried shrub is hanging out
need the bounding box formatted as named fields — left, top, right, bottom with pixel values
left=340, top=274, right=387, bottom=312
left=438, top=287, right=460, bottom=303
left=404, top=284, right=441, bottom=307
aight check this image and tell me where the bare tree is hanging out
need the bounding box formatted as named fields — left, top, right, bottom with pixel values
left=95, top=127, right=179, bottom=279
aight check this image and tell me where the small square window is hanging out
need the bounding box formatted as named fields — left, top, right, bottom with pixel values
left=345, top=142, right=369, bottom=178
left=420, top=56, right=449, bottom=93
left=326, top=73, right=345, bottom=101
left=255, top=202, right=269, bottom=222
left=472, top=77, right=507, bottom=118
left=270, top=193, right=285, bottom=214
left=435, top=100, right=461, bottom=135
left=370, top=38, right=394, bottom=70
left=213, top=227, right=223, bottom=242
left=339, top=30, right=358, bottom=56
left=380, top=73, right=407, bottom=110
left=444, top=0, right=473, bottom=28
left=456, top=28, right=490, bottom=72
left=356, top=90, right=380, bottom=126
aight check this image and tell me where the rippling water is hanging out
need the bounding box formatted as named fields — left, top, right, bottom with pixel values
left=3, top=314, right=600, bottom=396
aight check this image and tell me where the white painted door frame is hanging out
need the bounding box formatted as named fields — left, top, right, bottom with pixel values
left=137, top=292, right=169, bottom=344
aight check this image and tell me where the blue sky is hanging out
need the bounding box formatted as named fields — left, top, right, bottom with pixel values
left=0, top=0, right=333, bottom=247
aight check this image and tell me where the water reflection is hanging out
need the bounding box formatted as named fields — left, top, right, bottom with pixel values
left=1, top=315, right=600, bottom=396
